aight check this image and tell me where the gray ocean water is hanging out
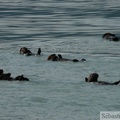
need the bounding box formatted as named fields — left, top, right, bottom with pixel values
left=0, top=0, right=120, bottom=120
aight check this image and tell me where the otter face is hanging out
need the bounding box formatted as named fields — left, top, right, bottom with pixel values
left=20, top=47, right=27, bottom=54
left=20, top=47, right=32, bottom=54
left=47, top=54, right=58, bottom=61
left=102, top=33, right=116, bottom=39
left=86, top=73, right=99, bottom=82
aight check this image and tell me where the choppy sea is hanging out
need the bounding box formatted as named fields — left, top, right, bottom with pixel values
left=0, top=0, right=120, bottom=120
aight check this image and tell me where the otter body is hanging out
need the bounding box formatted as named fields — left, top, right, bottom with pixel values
left=20, top=47, right=41, bottom=56
left=47, top=54, right=86, bottom=62
left=85, top=73, right=120, bottom=85
left=102, top=33, right=120, bottom=41
left=0, top=69, right=29, bottom=81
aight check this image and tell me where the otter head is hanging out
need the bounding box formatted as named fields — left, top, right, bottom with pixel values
left=85, top=73, right=99, bottom=82
left=102, top=33, right=116, bottom=40
left=20, top=47, right=32, bottom=54
left=20, top=47, right=28, bottom=54
left=0, top=69, right=3, bottom=75
left=47, top=54, right=58, bottom=61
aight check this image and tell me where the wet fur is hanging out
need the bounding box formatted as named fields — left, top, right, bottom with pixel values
left=102, top=33, right=120, bottom=41
left=85, top=73, right=120, bottom=85
left=47, top=54, right=86, bottom=62
left=0, top=69, right=29, bottom=81
left=20, top=47, right=41, bottom=56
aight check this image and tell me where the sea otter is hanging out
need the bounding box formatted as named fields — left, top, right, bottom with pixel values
left=85, top=73, right=120, bottom=85
left=15, top=75, right=29, bottom=81
left=47, top=54, right=86, bottom=62
left=20, top=47, right=41, bottom=56
left=0, top=69, right=13, bottom=80
left=0, top=69, right=29, bottom=81
left=102, top=33, right=120, bottom=41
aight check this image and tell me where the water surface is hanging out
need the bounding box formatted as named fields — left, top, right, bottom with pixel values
left=0, top=0, right=120, bottom=120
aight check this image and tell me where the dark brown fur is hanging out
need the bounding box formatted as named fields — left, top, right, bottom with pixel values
left=0, top=69, right=29, bottom=81
left=20, top=47, right=41, bottom=56
left=85, top=73, right=120, bottom=85
left=47, top=54, right=86, bottom=62
left=102, top=33, right=120, bottom=41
